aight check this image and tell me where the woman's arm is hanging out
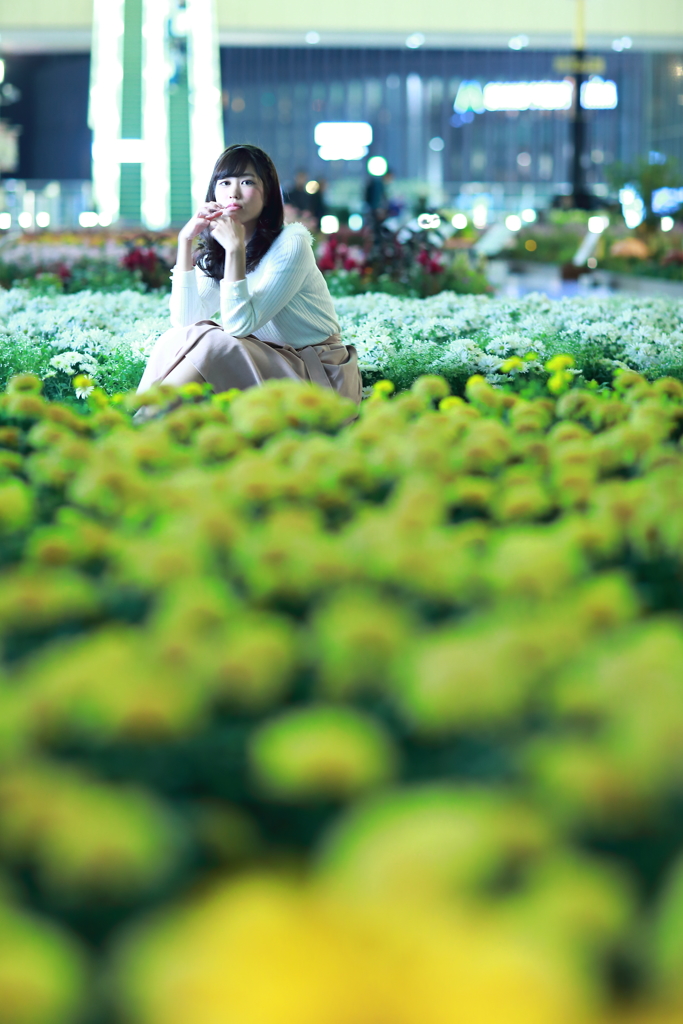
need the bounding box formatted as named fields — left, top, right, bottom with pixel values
left=177, top=202, right=223, bottom=268
left=216, top=229, right=311, bottom=337
left=169, top=267, right=219, bottom=328
left=169, top=203, right=223, bottom=327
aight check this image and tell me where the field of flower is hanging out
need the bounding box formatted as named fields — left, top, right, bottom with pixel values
left=3, top=287, right=683, bottom=401
left=2, top=366, right=683, bottom=1022
left=0, top=231, right=175, bottom=294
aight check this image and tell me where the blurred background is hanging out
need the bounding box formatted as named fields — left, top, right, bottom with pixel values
left=0, top=0, right=682, bottom=294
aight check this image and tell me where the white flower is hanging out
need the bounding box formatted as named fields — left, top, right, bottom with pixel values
left=48, top=351, right=100, bottom=378
left=3, top=286, right=683, bottom=392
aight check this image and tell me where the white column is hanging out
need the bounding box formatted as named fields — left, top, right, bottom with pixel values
left=89, top=0, right=126, bottom=225
left=186, top=0, right=225, bottom=212
left=141, top=0, right=172, bottom=228
left=406, top=73, right=424, bottom=181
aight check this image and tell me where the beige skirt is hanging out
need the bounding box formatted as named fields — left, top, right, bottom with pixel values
left=137, top=320, right=362, bottom=404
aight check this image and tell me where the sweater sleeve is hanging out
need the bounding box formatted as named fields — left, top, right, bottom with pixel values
left=169, top=267, right=220, bottom=327
left=219, top=232, right=311, bottom=337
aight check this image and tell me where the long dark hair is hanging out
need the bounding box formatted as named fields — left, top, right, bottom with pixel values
left=195, top=144, right=284, bottom=280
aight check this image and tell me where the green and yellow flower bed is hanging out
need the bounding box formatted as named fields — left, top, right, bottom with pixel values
left=3, top=368, right=683, bottom=1022
left=5, top=287, right=683, bottom=401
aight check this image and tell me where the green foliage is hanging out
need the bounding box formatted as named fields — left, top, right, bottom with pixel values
left=606, top=157, right=682, bottom=226
left=324, top=251, right=491, bottom=298
left=1, top=371, right=683, bottom=1020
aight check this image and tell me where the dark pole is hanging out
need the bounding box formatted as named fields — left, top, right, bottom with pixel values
left=571, top=54, right=590, bottom=208
left=570, top=0, right=592, bottom=209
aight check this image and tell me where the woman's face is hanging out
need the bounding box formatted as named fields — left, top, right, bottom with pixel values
left=214, top=163, right=265, bottom=231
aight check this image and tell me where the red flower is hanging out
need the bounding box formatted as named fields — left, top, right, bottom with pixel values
left=122, top=248, right=159, bottom=273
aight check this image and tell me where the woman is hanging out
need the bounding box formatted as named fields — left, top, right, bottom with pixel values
left=137, top=144, right=361, bottom=405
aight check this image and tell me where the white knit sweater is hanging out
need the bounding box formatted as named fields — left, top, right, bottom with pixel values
left=168, top=222, right=341, bottom=349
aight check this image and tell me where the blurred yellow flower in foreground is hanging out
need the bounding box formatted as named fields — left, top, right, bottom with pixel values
left=0, top=901, right=86, bottom=1024
left=546, top=355, right=576, bottom=373
left=250, top=705, right=398, bottom=800
left=116, top=873, right=586, bottom=1024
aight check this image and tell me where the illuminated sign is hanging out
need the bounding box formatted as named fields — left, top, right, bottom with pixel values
left=454, top=80, right=484, bottom=114
left=116, top=138, right=146, bottom=163
left=314, top=122, right=373, bottom=161
left=553, top=55, right=606, bottom=75
left=453, top=78, right=619, bottom=117
left=483, top=80, right=573, bottom=111
left=580, top=76, right=618, bottom=110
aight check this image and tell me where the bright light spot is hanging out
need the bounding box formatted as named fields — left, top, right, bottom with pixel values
left=588, top=215, right=609, bottom=234
left=320, top=215, right=340, bottom=234
left=484, top=80, right=573, bottom=111
left=305, top=180, right=320, bottom=194
left=305, top=31, right=320, bottom=44
left=662, top=216, right=675, bottom=232
left=0, top=212, right=10, bottom=229
left=620, top=187, right=645, bottom=229
left=517, top=152, right=532, bottom=168
left=117, top=138, right=145, bottom=163
left=0, top=60, right=4, bottom=84
left=581, top=77, right=618, bottom=110
left=405, top=33, right=425, bottom=49
left=348, top=213, right=363, bottom=230
left=429, top=136, right=445, bottom=152
left=454, top=80, right=484, bottom=114
left=472, top=203, right=488, bottom=229
left=451, top=213, right=468, bottom=229
left=142, top=0, right=173, bottom=228
left=612, top=36, right=632, bottom=51
left=35, top=212, right=50, bottom=228
left=90, top=0, right=125, bottom=227
left=17, top=212, right=33, bottom=229
left=79, top=212, right=100, bottom=228
left=508, top=35, right=529, bottom=50
left=505, top=214, right=522, bottom=231
left=587, top=257, right=598, bottom=268
left=591, top=149, right=605, bottom=164
left=521, top=208, right=537, bottom=222
left=417, top=213, right=441, bottom=230
left=315, top=122, right=373, bottom=161
left=172, top=7, right=190, bottom=35
left=98, top=212, right=113, bottom=227
left=652, top=187, right=683, bottom=214
left=367, top=155, right=388, bottom=176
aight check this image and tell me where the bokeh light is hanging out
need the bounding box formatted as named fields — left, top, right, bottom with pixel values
left=367, top=156, right=388, bottom=176
left=320, top=214, right=340, bottom=233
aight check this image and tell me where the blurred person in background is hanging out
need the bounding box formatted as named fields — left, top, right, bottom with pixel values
left=305, top=177, right=327, bottom=229
left=284, top=168, right=321, bottom=230
left=136, top=144, right=362, bottom=411
left=365, top=167, right=395, bottom=237
left=285, top=169, right=312, bottom=215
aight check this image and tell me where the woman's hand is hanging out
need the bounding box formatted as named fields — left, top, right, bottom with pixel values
left=209, top=212, right=246, bottom=253
left=178, top=203, right=224, bottom=242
